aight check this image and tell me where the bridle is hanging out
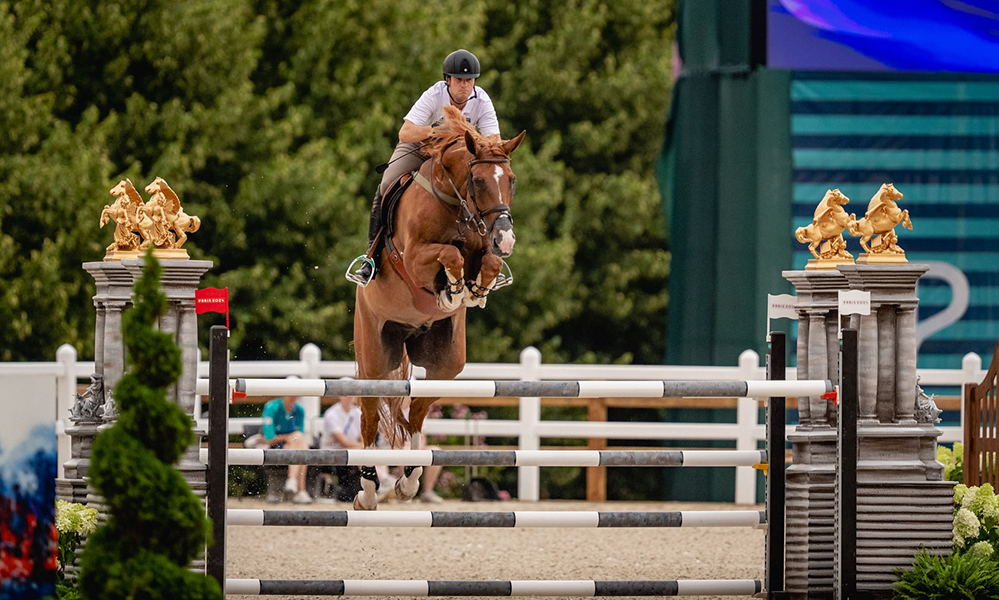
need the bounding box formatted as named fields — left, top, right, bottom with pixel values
left=428, top=144, right=512, bottom=237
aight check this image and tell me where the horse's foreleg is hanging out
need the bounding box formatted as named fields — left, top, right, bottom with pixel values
left=354, top=396, right=382, bottom=511
left=464, top=253, right=503, bottom=308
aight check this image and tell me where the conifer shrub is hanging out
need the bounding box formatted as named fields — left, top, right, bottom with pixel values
left=78, top=252, right=221, bottom=600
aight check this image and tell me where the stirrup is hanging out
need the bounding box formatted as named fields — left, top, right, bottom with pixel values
left=345, top=255, right=376, bottom=287
left=492, top=260, right=514, bottom=290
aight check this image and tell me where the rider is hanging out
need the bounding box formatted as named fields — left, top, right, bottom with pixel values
left=346, top=49, right=502, bottom=286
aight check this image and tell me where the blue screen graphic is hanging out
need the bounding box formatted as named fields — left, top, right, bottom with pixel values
left=768, top=0, right=999, bottom=73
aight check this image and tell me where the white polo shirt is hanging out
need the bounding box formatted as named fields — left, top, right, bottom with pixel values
left=404, top=81, right=500, bottom=138
left=321, top=403, right=362, bottom=449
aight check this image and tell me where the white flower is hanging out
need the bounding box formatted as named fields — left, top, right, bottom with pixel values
left=55, top=500, right=99, bottom=535
left=953, top=508, right=981, bottom=548
left=954, top=484, right=970, bottom=506
left=968, top=541, right=995, bottom=559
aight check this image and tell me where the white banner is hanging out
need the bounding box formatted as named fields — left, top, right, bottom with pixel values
left=838, top=289, right=871, bottom=316
left=767, top=294, right=798, bottom=320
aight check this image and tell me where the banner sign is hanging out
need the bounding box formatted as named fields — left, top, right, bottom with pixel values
left=195, top=287, right=229, bottom=329
left=838, top=290, right=871, bottom=316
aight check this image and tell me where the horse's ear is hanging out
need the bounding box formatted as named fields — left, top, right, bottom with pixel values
left=502, top=130, right=527, bottom=155
left=465, top=131, right=476, bottom=155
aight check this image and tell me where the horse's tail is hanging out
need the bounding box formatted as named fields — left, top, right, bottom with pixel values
left=794, top=226, right=809, bottom=243
left=380, top=350, right=412, bottom=449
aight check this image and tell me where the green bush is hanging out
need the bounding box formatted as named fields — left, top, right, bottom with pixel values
left=894, top=550, right=999, bottom=599
left=938, top=442, right=964, bottom=483
left=77, top=251, right=222, bottom=600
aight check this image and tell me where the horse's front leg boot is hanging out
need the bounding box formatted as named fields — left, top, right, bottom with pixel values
left=437, top=266, right=465, bottom=312
left=354, top=467, right=379, bottom=510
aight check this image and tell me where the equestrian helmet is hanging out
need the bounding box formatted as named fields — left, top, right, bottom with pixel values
left=443, top=49, right=480, bottom=79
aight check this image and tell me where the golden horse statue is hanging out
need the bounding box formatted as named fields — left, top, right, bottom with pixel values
left=794, top=188, right=853, bottom=261
left=144, top=177, right=201, bottom=247
left=846, top=183, right=912, bottom=254
left=101, top=179, right=144, bottom=253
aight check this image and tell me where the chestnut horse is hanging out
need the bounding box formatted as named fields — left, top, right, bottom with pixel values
left=353, top=105, right=526, bottom=509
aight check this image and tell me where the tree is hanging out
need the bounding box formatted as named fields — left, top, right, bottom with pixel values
left=1, top=0, right=677, bottom=365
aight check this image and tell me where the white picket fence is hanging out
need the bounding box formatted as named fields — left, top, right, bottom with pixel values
left=0, top=344, right=986, bottom=504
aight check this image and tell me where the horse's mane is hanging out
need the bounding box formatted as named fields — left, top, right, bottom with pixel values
left=422, top=105, right=490, bottom=161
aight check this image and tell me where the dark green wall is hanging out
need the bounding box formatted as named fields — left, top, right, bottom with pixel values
left=659, top=0, right=793, bottom=365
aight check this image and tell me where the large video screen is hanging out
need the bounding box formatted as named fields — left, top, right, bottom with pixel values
left=768, top=0, right=999, bottom=73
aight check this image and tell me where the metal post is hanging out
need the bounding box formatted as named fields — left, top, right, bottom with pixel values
left=837, top=328, right=858, bottom=599
left=766, top=332, right=786, bottom=599
left=206, top=326, right=229, bottom=588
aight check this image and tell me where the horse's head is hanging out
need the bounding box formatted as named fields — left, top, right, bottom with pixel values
left=880, top=182, right=902, bottom=202
left=110, top=179, right=142, bottom=204
left=463, top=130, right=526, bottom=257
left=145, top=177, right=165, bottom=196
left=435, top=105, right=526, bottom=257
left=824, top=188, right=849, bottom=206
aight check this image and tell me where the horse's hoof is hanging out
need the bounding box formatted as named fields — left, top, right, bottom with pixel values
left=353, top=494, right=377, bottom=511
left=394, top=476, right=418, bottom=501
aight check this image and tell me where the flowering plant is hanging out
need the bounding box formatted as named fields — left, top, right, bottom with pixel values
left=952, top=483, right=999, bottom=560
left=55, top=500, right=98, bottom=591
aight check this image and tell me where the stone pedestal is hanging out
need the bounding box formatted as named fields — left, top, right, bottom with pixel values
left=61, top=259, right=213, bottom=506
left=783, top=264, right=952, bottom=599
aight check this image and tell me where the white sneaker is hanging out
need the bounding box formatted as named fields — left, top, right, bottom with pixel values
left=419, top=490, right=444, bottom=504
left=293, top=490, right=313, bottom=504
left=283, top=478, right=298, bottom=494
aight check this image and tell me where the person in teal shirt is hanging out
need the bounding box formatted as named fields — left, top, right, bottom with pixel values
left=261, top=395, right=312, bottom=504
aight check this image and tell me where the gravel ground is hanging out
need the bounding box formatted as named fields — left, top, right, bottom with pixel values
left=224, top=497, right=766, bottom=600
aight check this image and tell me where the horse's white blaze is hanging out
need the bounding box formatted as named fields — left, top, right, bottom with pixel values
left=494, top=165, right=504, bottom=204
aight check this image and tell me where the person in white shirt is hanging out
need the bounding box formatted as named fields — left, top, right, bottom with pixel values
left=347, top=48, right=502, bottom=286
left=320, top=395, right=367, bottom=501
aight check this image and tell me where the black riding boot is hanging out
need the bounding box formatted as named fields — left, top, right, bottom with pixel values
left=347, top=187, right=383, bottom=286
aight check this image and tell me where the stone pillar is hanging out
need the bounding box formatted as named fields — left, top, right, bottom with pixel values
left=895, top=307, right=918, bottom=424
left=796, top=319, right=810, bottom=424
left=876, top=307, right=896, bottom=423
left=102, top=302, right=126, bottom=394
left=807, top=312, right=830, bottom=427
left=858, top=312, right=878, bottom=422
left=67, top=259, right=213, bottom=507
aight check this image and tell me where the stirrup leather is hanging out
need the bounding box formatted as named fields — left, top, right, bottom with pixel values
left=345, top=255, right=376, bottom=287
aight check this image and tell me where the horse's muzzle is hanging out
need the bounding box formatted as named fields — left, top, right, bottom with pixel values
left=490, top=215, right=515, bottom=257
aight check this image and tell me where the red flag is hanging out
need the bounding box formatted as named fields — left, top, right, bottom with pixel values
left=195, top=287, right=229, bottom=329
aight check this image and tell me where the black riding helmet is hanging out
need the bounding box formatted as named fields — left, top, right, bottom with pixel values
left=443, top=49, right=480, bottom=79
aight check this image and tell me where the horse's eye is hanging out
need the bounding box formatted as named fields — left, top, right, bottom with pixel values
left=510, top=177, right=517, bottom=194
left=473, top=178, right=485, bottom=189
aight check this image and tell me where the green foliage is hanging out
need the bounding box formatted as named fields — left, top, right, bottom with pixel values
left=2, top=0, right=675, bottom=365
left=78, top=251, right=222, bottom=600
left=893, top=550, right=999, bottom=600
left=938, top=442, right=964, bottom=483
